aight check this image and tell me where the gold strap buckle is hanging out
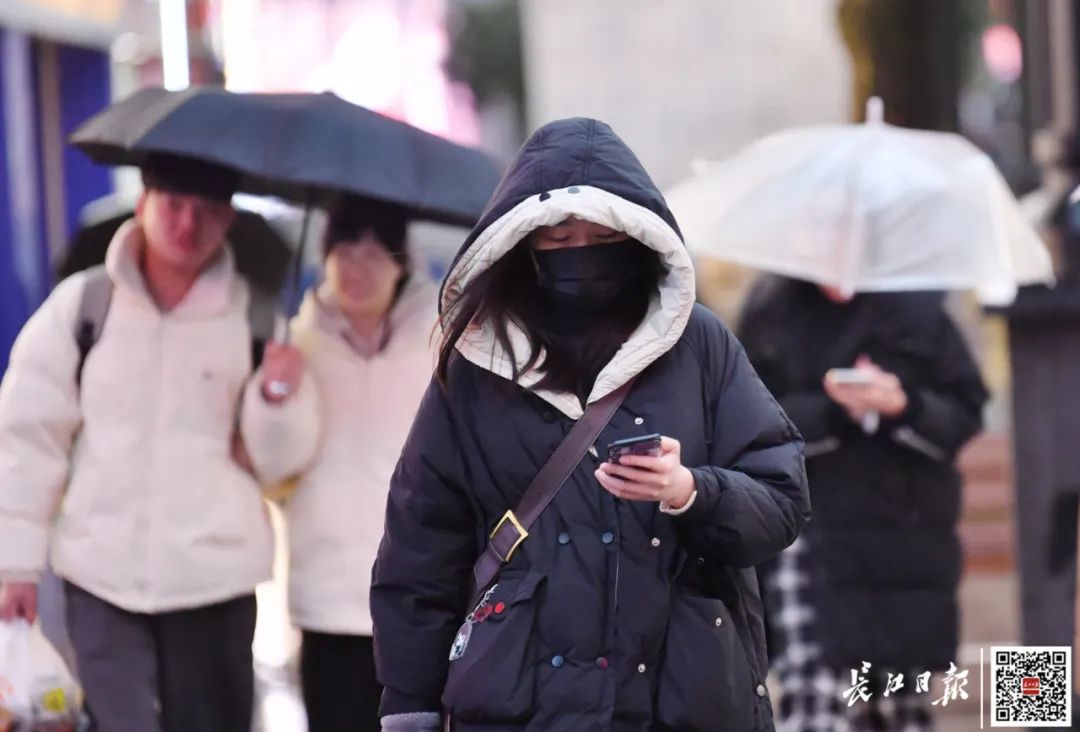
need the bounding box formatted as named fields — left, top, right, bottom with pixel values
left=490, top=510, right=529, bottom=563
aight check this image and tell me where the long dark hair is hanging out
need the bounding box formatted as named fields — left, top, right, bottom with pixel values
left=436, top=240, right=663, bottom=396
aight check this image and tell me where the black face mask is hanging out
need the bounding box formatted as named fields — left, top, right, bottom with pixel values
left=532, top=239, right=639, bottom=313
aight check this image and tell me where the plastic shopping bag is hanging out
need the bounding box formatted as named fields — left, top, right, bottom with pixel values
left=0, top=620, right=80, bottom=731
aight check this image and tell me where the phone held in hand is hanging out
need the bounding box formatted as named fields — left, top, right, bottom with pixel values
left=607, top=433, right=662, bottom=465
left=826, top=367, right=875, bottom=386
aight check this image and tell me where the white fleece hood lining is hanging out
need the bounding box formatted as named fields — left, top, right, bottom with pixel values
left=442, top=185, right=696, bottom=419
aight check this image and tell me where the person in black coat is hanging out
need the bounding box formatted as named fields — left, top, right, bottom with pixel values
left=370, top=118, right=811, bottom=732
left=737, top=275, right=989, bottom=732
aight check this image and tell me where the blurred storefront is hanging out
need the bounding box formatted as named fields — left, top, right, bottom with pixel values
left=0, top=0, right=125, bottom=374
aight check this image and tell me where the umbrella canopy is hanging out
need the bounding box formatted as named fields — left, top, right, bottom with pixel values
left=58, top=193, right=293, bottom=295
left=665, top=103, right=1053, bottom=305
left=70, top=86, right=502, bottom=228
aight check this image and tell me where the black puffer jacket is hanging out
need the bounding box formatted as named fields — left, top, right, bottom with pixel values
left=371, top=119, right=811, bottom=731
left=739, top=276, right=988, bottom=672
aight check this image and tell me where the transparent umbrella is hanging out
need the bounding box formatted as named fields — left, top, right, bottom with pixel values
left=666, top=98, right=1053, bottom=305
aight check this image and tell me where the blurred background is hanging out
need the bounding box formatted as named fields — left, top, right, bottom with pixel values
left=4, top=0, right=1080, bottom=728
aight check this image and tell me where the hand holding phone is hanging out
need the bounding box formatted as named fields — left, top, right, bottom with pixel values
left=824, top=356, right=907, bottom=421
left=596, top=434, right=695, bottom=510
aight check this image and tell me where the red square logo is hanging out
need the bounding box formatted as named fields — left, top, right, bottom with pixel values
left=1022, top=677, right=1041, bottom=696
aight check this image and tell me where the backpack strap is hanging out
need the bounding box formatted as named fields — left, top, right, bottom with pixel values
left=246, top=285, right=277, bottom=370
left=74, top=267, right=114, bottom=389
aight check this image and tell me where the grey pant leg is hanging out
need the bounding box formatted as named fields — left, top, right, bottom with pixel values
left=38, top=565, right=77, bottom=673
left=64, top=582, right=161, bottom=732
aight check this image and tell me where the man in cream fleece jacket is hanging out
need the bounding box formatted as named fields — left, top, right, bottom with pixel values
left=0, top=154, right=320, bottom=732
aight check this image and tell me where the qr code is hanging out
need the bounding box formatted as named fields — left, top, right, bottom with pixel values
left=991, top=646, right=1072, bottom=727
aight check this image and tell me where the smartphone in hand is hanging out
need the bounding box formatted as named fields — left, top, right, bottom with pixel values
left=607, top=433, right=662, bottom=465
left=826, top=367, right=875, bottom=386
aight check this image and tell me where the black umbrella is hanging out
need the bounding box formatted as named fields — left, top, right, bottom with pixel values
left=69, top=86, right=501, bottom=228
left=59, top=197, right=293, bottom=295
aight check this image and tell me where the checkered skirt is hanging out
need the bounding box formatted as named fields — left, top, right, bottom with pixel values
left=762, top=537, right=934, bottom=732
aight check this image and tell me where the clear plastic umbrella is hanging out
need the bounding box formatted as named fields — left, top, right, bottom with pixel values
left=666, top=98, right=1053, bottom=305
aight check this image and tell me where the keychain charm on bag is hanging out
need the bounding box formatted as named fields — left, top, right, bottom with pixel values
left=448, top=584, right=498, bottom=661
left=448, top=624, right=471, bottom=663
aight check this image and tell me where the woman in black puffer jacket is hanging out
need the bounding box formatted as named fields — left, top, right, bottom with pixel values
left=739, top=275, right=988, bottom=732
left=372, top=118, right=811, bottom=732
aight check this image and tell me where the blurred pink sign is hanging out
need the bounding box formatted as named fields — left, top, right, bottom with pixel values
left=216, top=0, right=479, bottom=146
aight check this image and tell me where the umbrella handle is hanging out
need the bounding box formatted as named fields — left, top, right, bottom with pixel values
left=865, top=96, right=884, bottom=125
left=860, top=411, right=880, bottom=435
left=284, top=197, right=315, bottom=345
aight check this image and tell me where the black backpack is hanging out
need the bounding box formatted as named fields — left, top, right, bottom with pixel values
left=72, top=265, right=278, bottom=388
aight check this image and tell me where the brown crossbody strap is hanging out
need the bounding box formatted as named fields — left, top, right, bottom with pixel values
left=470, top=378, right=636, bottom=597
